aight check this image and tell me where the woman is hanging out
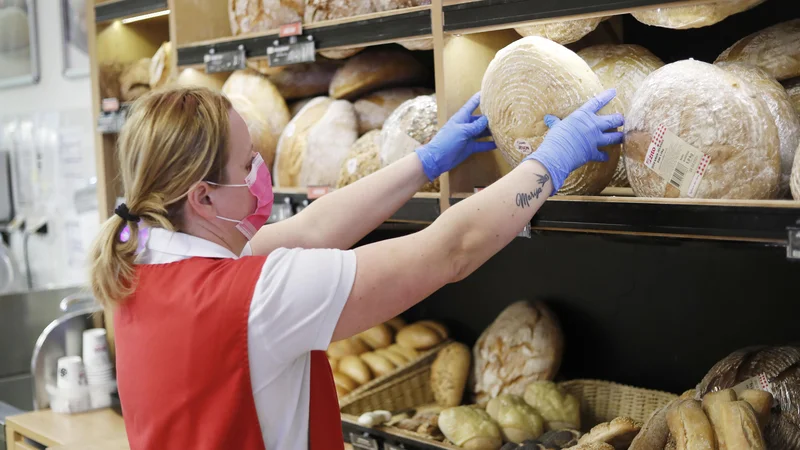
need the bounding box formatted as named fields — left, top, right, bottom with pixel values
left=90, top=87, right=622, bottom=450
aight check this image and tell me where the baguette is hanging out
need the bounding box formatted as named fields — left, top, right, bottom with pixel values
left=715, top=401, right=766, bottom=450
left=738, top=389, right=772, bottom=430
left=667, top=399, right=717, bottom=450
left=702, top=389, right=737, bottom=449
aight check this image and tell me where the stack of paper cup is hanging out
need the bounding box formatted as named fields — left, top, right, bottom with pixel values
left=52, top=356, right=90, bottom=413
left=82, top=328, right=115, bottom=408
left=57, top=356, right=87, bottom=389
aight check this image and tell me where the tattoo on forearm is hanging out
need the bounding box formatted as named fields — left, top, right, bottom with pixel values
left=515, top=172, right=551, bottom=208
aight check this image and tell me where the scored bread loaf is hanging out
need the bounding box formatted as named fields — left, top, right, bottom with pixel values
left=354, top=87, right=434, bottom=134
left=336, top=130, right=382, bottom=188
left=666, top=399, right=716, bottom=450
left=715, top=62, right=800, bottom=197
left=229, top=0, right=304, bottom=35
left=329, top=49, right=429, bottom=100
left=149, top=41, right=175, bottom=90
left=380, top=95, right=440, bottom=192
left=632, top=0, right=764, bottom=29
left=273, top=96, right=358, bottom=187
left=431, top=342, right=471, bottom=408
left=578, top=44, right=664, bottom=187
left=472, top=301, right=563, bottom=405
left=268, top=61, right=341, bottom=100
left=227, top=94, right=281, bottom=168
left=176, top=68, right=229, bottom=91
left=624, top=60, right=781, bottom=199
left=120, top=58, right=151, bottom=102
left=481, top=36, right=622, bottom=195
left=716, top=19, right=800, bottom=81
left=785, top=78, right=800, bottom=115
left=515, top=17, right=606, bottom=45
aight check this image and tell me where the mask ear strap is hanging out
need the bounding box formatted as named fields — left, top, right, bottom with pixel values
left=207, top=181, right=247, bottom=187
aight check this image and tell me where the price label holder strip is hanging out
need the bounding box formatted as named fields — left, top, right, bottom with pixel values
left=204, top=45, right=247, bottom=74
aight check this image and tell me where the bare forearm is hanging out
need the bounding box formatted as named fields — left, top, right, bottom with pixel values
left=428, top=160, right=552, bottom=281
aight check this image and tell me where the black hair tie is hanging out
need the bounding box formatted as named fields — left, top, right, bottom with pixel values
left=115, top=203, right=140, bottom=222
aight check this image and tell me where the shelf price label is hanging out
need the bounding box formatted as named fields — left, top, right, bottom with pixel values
left=204, top=47, right=246, bottom=74
left=97, top=102, right=129, bottom=134
left=307, top=185, right=330, bottom=200
left=787, top=225, right=800, bottom=260
left=267, top=35, right=316, bottom=68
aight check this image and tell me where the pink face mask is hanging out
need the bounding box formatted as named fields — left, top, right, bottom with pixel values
left=208, top=153, right=274, bottom=240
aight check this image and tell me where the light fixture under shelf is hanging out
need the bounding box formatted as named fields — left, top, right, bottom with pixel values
left=121, top=9, right=170, bottom=24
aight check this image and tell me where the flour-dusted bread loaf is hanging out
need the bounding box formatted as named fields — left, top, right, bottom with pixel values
left=697, top=345, right=800, bottom=450
left=400, top=37, right=434, bottom=51
left=785, top=78, right=800, bottom=115
left=624, top=60, right=781, bottom=199
left=228, top=0, right=304, bottom=35
left=716, top=62, right=800, bottom=197
left=578, top=44, right=664, bottom=187
left=329, top=48, right=430, bottom=100
left=515, top=17, right=606, bottom=45
left=304, top=0, right=373, bottom=59
left=481, top=36, right=622, bottom=195
left=120, top=58, right=151, bottom=102
left=379, top=95, right=439, bottom=191
left=268, top=61, right=341, bottom=100
left=716, top=19, right=800, bottom=81
left=222, top=69, right=290, bottom=164
left=354, top=87, right=434, bottom=134
left=228, top=94, right=281, bottom=168
left=149, top=41, right=175, bottom=90
left=273, top=96, right=358, bottom=187
left=792, top=141, right=800, bottom=200
left=632, top=0, right=764, bottom=29
left=472, top=301, right=563, bottom=406
left=373, top=0, right=430, bottom=11
left=336, top=130, right=382, bottom=188
left=176, top=68, right=229, bottom=91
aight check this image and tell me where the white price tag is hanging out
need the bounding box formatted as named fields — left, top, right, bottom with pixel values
left=644, top=124, right=710, bottom=198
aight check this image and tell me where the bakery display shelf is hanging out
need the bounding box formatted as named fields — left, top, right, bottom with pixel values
left=94, top=0, right=168, bottom=23
left=442, top=0, right=697, bottom=33
left=343, top=415, right=455, bottom=450
left=450, top=194, right=800, bottom=243
left=176, top=7, right=432, bottom=67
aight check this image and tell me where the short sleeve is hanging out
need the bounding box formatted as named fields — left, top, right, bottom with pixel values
left=247, top=247, right=357, bottom=365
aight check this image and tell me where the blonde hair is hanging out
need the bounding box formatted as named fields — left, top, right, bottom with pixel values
left=89, top=87, right=232, bottom=308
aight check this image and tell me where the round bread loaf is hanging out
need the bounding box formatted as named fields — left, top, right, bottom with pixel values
left=336, top=130, right=382, bottom=188
left=515, top=17, right=606, bottom=45
left=380, top=95, right=440, bottom=192
left=120, top=58, right=151, bottom=102
left=697, top=345, right=800, bottom=450
left=354, top=87, right=434, bottom=134
left=716, top=19, right=800, bottom=81
left=578, top=44, right=664, bottom=188
left=304, top=0, right=373, bottom=59
left=246, top=59, right=285, bottom=76
left=716, top=62, right=800, bottom=197
left=149, top=41, right=175, bottom=90
left=400, top=37, right=433, bottom=51
left=329, top=49, right=429, bottom=100
left=229, top=0, right=304, bottom=35
left=481, top=36, right=622, bottom=195
left=227, top=94, right=280, bottom=168
left=222, top=69, right=290, bottom=166
left=273, top=96, right=358, bottom=187
left=632, top=0, right=764, bottom=29
left=785, top=78, right=800, bottom=115
left=792, top=141, right=800, bottom=200
left=268, top=61, right=341, bottom=100
left=624, top=60, right=780, bottom=199
left=472, top=301, right=563, bottom=406
left=176, top=68, right=229, bottom=91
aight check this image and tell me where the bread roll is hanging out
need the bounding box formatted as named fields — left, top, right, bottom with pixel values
left=120, top=58, right=151, bottom=102
left=666, top=399, right=716, bottom=450
left=439, top=406, right=503, bottom=450
left=431, top=342, right=471, bottom=407
left=515, top=17, right=606, bottom=45
left=577, top=417, right=642, bottom=450
left=416, top=320, right=448, bottom=339
left=329, top=49, right=429, bottom=100
left=716, top=19, right=800, bottom=81
left=385, top=317, right=406, bottom=332
left=328, top=356, right=339, bottom=372
left=630, top=390, right=695, bottom=450
left=715, top=401, right=766, bottom=450
left=380, top=95, right=440, bottom=192
left=354, top=87, right=434, bottom=134
left=339, top=355, right=373, bottom=385
left=176, top=68, right=229, bottom=91
left=567, top=444, right=615, bottom=450
left=738, top=390, right=773, bottom=430
left=229, top=0, right=304, bottom=35
left=716, top=62, right=800, bottom=196
left=356, top=323, right=393, bottom=349
left=702, top=388, right=737, bottom=449
left=577, top=44, right=664, bottom=187
left=785, top=78, right=800, bottom=115
left=228, top=95, right=280, bottom=168
left=396, top=323, right=443, bottom=350
left=481, top=36, right=622, bottom=195
left=360, top=352, right=396, bottom=377
left=149, top=41, right=175, bottom=90
left=624, top=60, right=780, bottom=199
left=333, top=371, right=358, bottom=395
left=273, top=97, right=358, bottom=187
left=388, top=343, right=418, bottom=361
left=269, top=61, right=341, bottom=100
left=327, top=336, right=370, bottom=358
left=375, top=348, right=407, bottom=366
left=472, top=301, right=563, bottom=405
left=523, top=381, right=580, bottom=431
left=486, top=394, right=545, bottom=443
left=632, top=0, right=764, bottom=29
left=336, top=130, right=382, bottom=188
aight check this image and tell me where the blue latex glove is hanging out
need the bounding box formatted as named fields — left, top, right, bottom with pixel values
left=525, top=89, right=625, bottom=193
left=416, top=93, right=496, bottom=181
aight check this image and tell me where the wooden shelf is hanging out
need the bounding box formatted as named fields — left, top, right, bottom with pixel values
left=95, top=0, right=168, bottom=23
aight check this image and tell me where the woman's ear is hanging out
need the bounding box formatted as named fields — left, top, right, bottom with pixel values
left=185, top=182, right=217, bottom=220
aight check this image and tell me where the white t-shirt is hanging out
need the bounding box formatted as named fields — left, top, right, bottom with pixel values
left=136, top=228, right=357, bottom=450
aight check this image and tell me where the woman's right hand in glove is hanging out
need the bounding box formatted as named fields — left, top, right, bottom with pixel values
left=524, top=89, right=624, bottom=193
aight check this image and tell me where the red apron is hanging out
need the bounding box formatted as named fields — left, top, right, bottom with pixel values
left=114, top=256, right=344, bottom=450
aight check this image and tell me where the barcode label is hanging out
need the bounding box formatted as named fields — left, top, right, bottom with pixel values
left=645, top=124, right=710, bottom=198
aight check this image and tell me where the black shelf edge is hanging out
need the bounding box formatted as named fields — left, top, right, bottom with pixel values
left=443, top=0, right=687, bottom=32
left=272, top=192, right=439, bottom=225
left=95, top=0, right=167, bottom=23
left=450, top=197, right=800, bottom=242
left=177, top=9, right=431, bottom=67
